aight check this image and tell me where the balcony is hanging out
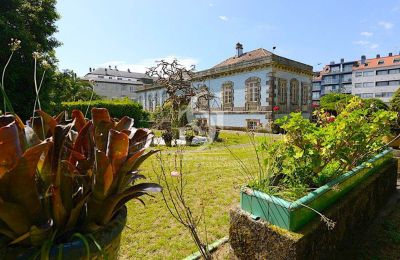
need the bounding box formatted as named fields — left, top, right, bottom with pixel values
left=321, top=78, right=340, bottom=85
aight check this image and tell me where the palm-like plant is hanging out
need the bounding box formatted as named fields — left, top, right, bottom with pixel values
left=0, top=108, right=161, bottom=250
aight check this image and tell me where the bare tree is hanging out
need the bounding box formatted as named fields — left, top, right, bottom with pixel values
left=146, top=59, right=196, bottom=130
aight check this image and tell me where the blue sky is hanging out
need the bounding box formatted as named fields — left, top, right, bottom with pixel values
left=55, top=0, right=400, bottom=76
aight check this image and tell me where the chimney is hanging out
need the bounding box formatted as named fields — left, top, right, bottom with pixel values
left=109, top=65, right=111, bottom=69
left=128, top=68, right=131, bottom=73
left=115, top=65, right=118, bottom=70
left=89, top=68, right=92, bottom=72
left=236, top=42, right=243, bottom=57
left=389, top=52, right=393, bottom=57
left=361, top=55, right=366, bottom=64
left=376, top=54, right=380, bottom=58
left=340, top=58, right=344, bottom=63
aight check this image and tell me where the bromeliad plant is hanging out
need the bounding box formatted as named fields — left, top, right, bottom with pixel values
left=0, top=108, right=161, bottom=251
left=250, top=97, right=397, bottom=201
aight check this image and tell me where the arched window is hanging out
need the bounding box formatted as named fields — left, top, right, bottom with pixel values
left=148, top=94, right=153, bottom=111
left=245, top=77, right=261, bottom=110
left=302, top=83, right=309, bottom=105
left=278, top=79, right=287, bottom=104
left=290, top=79, right=299, bottom=104
left=154, top=92, right=159, bottom=107
left=137, top=95, right=143, bottom=106
left=197, top=85, right=209, bottom=110
left=161, top=90, right=167, bottom=104
left=222, top=81, right=234, bottom=110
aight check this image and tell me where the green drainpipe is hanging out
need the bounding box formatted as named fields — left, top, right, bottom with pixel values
left=183, top=237, right=229, bottom=260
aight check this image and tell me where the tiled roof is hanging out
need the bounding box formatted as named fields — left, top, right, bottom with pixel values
left=212, top=48, right=273, bottom=68
left=353, top=54, right=400, bottom=70
left=87, top=68, right=153, bottom=79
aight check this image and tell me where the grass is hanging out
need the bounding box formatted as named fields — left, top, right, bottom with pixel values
left=119, top=131, right=274, bottom=259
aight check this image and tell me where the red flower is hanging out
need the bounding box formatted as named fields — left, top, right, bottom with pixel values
left=273, top=106, right=280, bottom=111
left=327, top=116, right=335, bottom=123
left=312, top=103, right=319, bottom=108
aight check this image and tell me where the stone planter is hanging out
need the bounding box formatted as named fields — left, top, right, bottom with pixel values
left=240, top=149, right=393, bottom=231
left=1, top=206, right=127, bottom=260
left=231, top=151, right=398, bottom=259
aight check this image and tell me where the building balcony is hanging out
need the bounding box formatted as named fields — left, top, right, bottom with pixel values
left=321, top=79, right=340, bottom=85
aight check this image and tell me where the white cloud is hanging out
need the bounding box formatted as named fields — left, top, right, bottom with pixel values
left=209, top=3, right=214, bottom=7
left=96, top=56, right=199, bottom=73
left=378, top=21, right=394, bottom=29
left=369, top=43, right=379, bottom=49
left=219, top=16, right=228, bottom=21
left=360, top=31, right=373, bottom=37
left=353, top=40, right=370, bottom=46
left=353, top=40, right=379, bottom=50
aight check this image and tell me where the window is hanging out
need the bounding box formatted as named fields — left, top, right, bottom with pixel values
left=389, top=69, right=400, bottom=74
left=360, top=93, right=373, bottom=98
left=375, top=92, right=394, bottom=98
left=98, top=75, right=104, bottom=79
left=117, top=77, right=122, bottom=80
left=245, top=77, right=261, bottom=107
left=376, top=81, right=389, bottom=86
left=378, top=60, right=384, bottom=65
left=197, top=85, right=209, bottom=109
left=278, top=79, right=287, bottom=103
left=222, top=81, right=234, bottom=109
left=363, top=71, right=374, bottom=76
left=154, top=93, right=159, bottom=107
left=312, top=92, right=320, bottom=99
left=364, top=63, right=369, bottom=67
left=130, top=86, right=135, bottom=93
left=355, top=83, right=362, bottom=88
left=394, top=58, right=400, bottom=63
left=246, top=120, right=259, bottom=130
left=330, top=66, right=340, bottom=72
left=161, top=90, right=167, bottom=104
left=121, top=86, right=127, bottom=91
left=376, top=70, right=388, bottom=75
left=148, top=94, right=153, bottom=111
left=355, top=72, right=362, bottom=77
left=302, top=83, right=309, bottom=105
left=389, top=80, right=400, bottom=86
left=363, top=82, right=374, bottom=87
left=290, top=79, right=299, bottom=104
left=248, top=82, right=259, bottom=102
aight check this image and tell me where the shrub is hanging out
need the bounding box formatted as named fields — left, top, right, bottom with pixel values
left=320, top=93, right=353, bottom=114
left=252, top=97, right=397, bottom=201
left=390, top=88, right=400, bottom=113
left=62, top=98, right=149, bottom=127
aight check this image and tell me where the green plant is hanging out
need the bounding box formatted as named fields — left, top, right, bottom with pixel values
left=162, top=131, right=173, bottom=147
left=251, top=97, right=397, bottom=200
left=184, top=128, right=195, bottom=145
left=320, top=93, right=353, bottom=114
left=0, top=108, right=161, bottom=256
left=61, top=98, right=149, bottom=127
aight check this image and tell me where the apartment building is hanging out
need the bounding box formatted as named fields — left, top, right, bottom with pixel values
left=312, top=72, right=322, bottom=104
left=352, top=53, right=400, bottom=103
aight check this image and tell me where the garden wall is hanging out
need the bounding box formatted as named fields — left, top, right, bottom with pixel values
left=229, top=158, right=398, bottom=259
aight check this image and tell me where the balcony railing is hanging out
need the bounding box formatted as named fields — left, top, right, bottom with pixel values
left=322, top=79, right=340, bottom=85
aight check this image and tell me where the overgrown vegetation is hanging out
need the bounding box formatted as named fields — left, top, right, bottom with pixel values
left=249, top=97, right=397, bottom=201
left=62, top=98, right=149, bottom=127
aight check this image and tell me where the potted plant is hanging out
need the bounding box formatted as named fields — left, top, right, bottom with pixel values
left=0, top=108, right=161, bottom=259
left=162, top=130, right=173, bottom=147
left=184, top=128, right=195, bottom=146
left=240, top=97, right=397, bottom=231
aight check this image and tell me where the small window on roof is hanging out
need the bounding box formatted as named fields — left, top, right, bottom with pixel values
left=364, top=63, right=369, bottom=66
left=378, top=60, right=384, bottom=65
left=394, top=58, right=400, bottom=63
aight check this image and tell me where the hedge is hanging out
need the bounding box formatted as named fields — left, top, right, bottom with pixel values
left=61, top=99, right=149, bottom=127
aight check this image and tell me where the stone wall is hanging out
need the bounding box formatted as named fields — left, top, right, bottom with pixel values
left=229, top=159, right=398, bottom=259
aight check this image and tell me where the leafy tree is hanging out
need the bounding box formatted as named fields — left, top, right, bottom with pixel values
left=0, top=0, right=60, bottom=119
left=390, top=88, right=400, bottom=113
left=320, top=93, right=353, bottom=114
left=48, top=70, right=101, bottom=114
left=364, top=98, right=389, bottom=111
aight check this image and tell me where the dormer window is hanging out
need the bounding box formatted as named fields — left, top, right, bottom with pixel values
left=394, top=58, right=400, bottom=63
left=378, top=60, right=384, bottom=65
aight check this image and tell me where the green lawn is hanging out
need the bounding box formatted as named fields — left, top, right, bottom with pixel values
left=119, top=131, right=274, bottom=259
